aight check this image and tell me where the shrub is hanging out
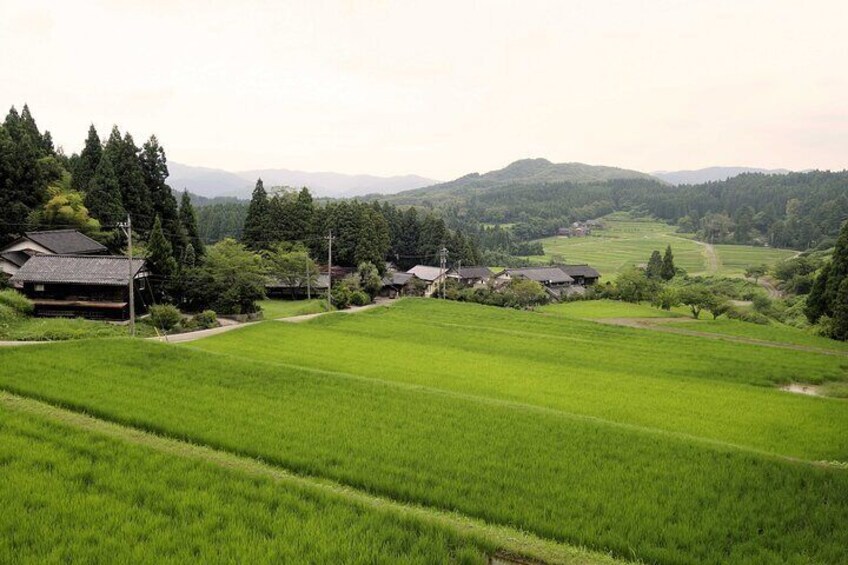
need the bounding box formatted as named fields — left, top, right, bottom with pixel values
left=350, top=290, right=371, bottom=307
left=0, top=289, right=34, bottom=316
left=194, top=310, right=218, bottom=329
left=149, top=304, right=183, bottom=331
left=726, top=307, right=771, bottom=325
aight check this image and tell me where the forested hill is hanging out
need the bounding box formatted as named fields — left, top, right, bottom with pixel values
left=424, top=170, right=848, bottom=251
left=380, top=158, right=654, bottom=204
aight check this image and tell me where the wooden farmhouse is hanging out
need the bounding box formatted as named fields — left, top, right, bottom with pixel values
left=10, top=254, right=148, bottom=321
left=447, top=266, right=493, bottom=287
left=495, top=264, right=600, bottom=300
left=0, top=229, right=107, bottom=278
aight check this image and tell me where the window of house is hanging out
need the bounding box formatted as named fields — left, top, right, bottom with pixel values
left=34, top=284, right=44, bottom=292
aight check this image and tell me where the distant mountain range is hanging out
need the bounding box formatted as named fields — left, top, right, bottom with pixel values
left=382, top=158, right=654, bottom=203
left=167, top=159, right=800, bottom=202
left=651, top=167, right=792, bottom=186
left=166, top=162, right=438, bottom=200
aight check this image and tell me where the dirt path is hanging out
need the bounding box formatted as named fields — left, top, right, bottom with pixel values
left=148, top=321, right=262, bottom=344
left=0, top=391, right=624, bottom=565
left=751, top=276, right=784, bottom=299
left=665, top=234, right=719, bottom=274
left=594, top=317, right=848, bottom=357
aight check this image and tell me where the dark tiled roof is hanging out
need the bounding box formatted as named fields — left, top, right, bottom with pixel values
left=23, top=230, right=107, bottom=254
left=10, top=255, right=146, bottom=286
left=382, top=272, right=414, bottom=287
left=506, top=267, right=574, bottom=284
left=455, top=266, right=492, bottom=280
left=0, top=250, right=33, bottom=268
left=558, top=264, right=601, bottom=279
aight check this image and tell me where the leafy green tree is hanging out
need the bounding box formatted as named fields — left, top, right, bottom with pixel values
left=357, top=262, right=382, bottom=299
left=646, top=250, right=663, bottom=279
left=661, top=245, right=676, bottom=281
left=651, top=286, right=680, bottom=311
left=503, top=278, right=548, bottom=309
left=242, top=179, right=271, bottom=250
left=85, top=153, right=125, bottom=225
left=745, top=264, right=768, bottom=284
left=186, top=239, right=266, bottom=314
left=265, top=244, right=318, bottom=299
left=72, top=124, right=102, bottom=191
left=30, top=171, right=100, bottom=234
left=615, top=267, right=658, bottom=303
left=678, top=284, right=711, bottom=319
left=145, top=216, right=179, bottom=302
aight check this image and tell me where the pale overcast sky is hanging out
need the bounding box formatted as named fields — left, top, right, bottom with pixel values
left=2, top=0, right=846, bottom=179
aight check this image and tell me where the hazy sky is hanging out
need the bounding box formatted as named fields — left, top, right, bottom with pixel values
left=2, top=0, right=846, bottom=180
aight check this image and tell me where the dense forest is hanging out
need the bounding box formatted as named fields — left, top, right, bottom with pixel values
left=425, top=172, right=848, bottom=252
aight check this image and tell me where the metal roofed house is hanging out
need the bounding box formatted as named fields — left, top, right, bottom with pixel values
left=0, top=229, right=107, bottom=278
left=447, top=266, right=493, bottom=287
left=10, top=254, right=148, bottom=320
left=406, top=265, right=447, bottom=297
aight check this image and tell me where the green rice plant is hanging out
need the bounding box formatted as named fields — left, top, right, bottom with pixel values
left=0, top=406, right=492, bottom=563
left=0, top=336, right=846, bottom=564
left=189, top=299, right=848, bottom=461
left=258, top=299, right=328, bottom=319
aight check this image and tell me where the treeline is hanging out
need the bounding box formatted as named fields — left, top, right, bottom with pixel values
left=241, top=180, right=480, bottom=272
left=430, top=171, right=848, bottom=252
left=643, top=171, right=848, bottom=249
left=0, top=105, right=204, bottom=262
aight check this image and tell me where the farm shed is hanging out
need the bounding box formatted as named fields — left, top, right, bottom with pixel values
left=558, top=264, right=601, bottom=286
left=266, top=274, right=329, bottom=299
left=495, top=266, right=578, bottom=300
left=10, top=254, right=148, bottom=320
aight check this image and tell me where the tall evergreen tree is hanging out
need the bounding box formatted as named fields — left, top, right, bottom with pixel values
left=646, top=250, right=663, bottom=279
left=104, top=127, right=153, bottom=233
left=72, top=125, right=102, bottom=191
left=661, top=245, right=676, bottom=281
left=242, top=178, right=271, bottom=250
left=807, top=220, right=848, bottom=325
left=178, top=191, right=204, bottom=257
left=85, top=153, right=125, bottom=225
left=145, top=215, right=178, bottom=302
left=140, top=135, right=183, bottom=254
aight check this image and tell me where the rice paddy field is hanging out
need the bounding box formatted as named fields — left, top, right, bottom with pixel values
left=525, top=214, right=797, bottom=277
left=1, top=298, right=847, bottom=564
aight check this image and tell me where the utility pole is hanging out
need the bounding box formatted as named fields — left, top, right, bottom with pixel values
left=439, top=246, right=448, bottom=299
left=326, top=230, right=334, bottom=311
left=119, top=215, right=136, bottom=337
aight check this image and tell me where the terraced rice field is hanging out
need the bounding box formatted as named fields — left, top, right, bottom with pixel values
left=526, top=214, right=796, bottom=277
left=1, top=299, right=846, bottom=564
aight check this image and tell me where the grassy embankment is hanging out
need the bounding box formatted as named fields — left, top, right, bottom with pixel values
left=1, top=300, right=846, bottom=563
left=257, top=299, right=328, bottom=320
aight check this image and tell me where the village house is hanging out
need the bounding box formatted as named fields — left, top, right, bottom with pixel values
left=10, top=254, right=148, bottom=321
left=266, top=273, right=330, bottom=299
left=494, top=264, right=601, bottom=300
left=379, top=272, right=420, bottom=298
left=0, top=229, right=107, bottom=278
left=405, top=265, right=447, bottom=297
left=447, top=266, right=493, bottom=287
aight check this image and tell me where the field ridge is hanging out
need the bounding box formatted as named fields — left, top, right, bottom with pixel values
left=0, top=391, right=626, bottom=565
